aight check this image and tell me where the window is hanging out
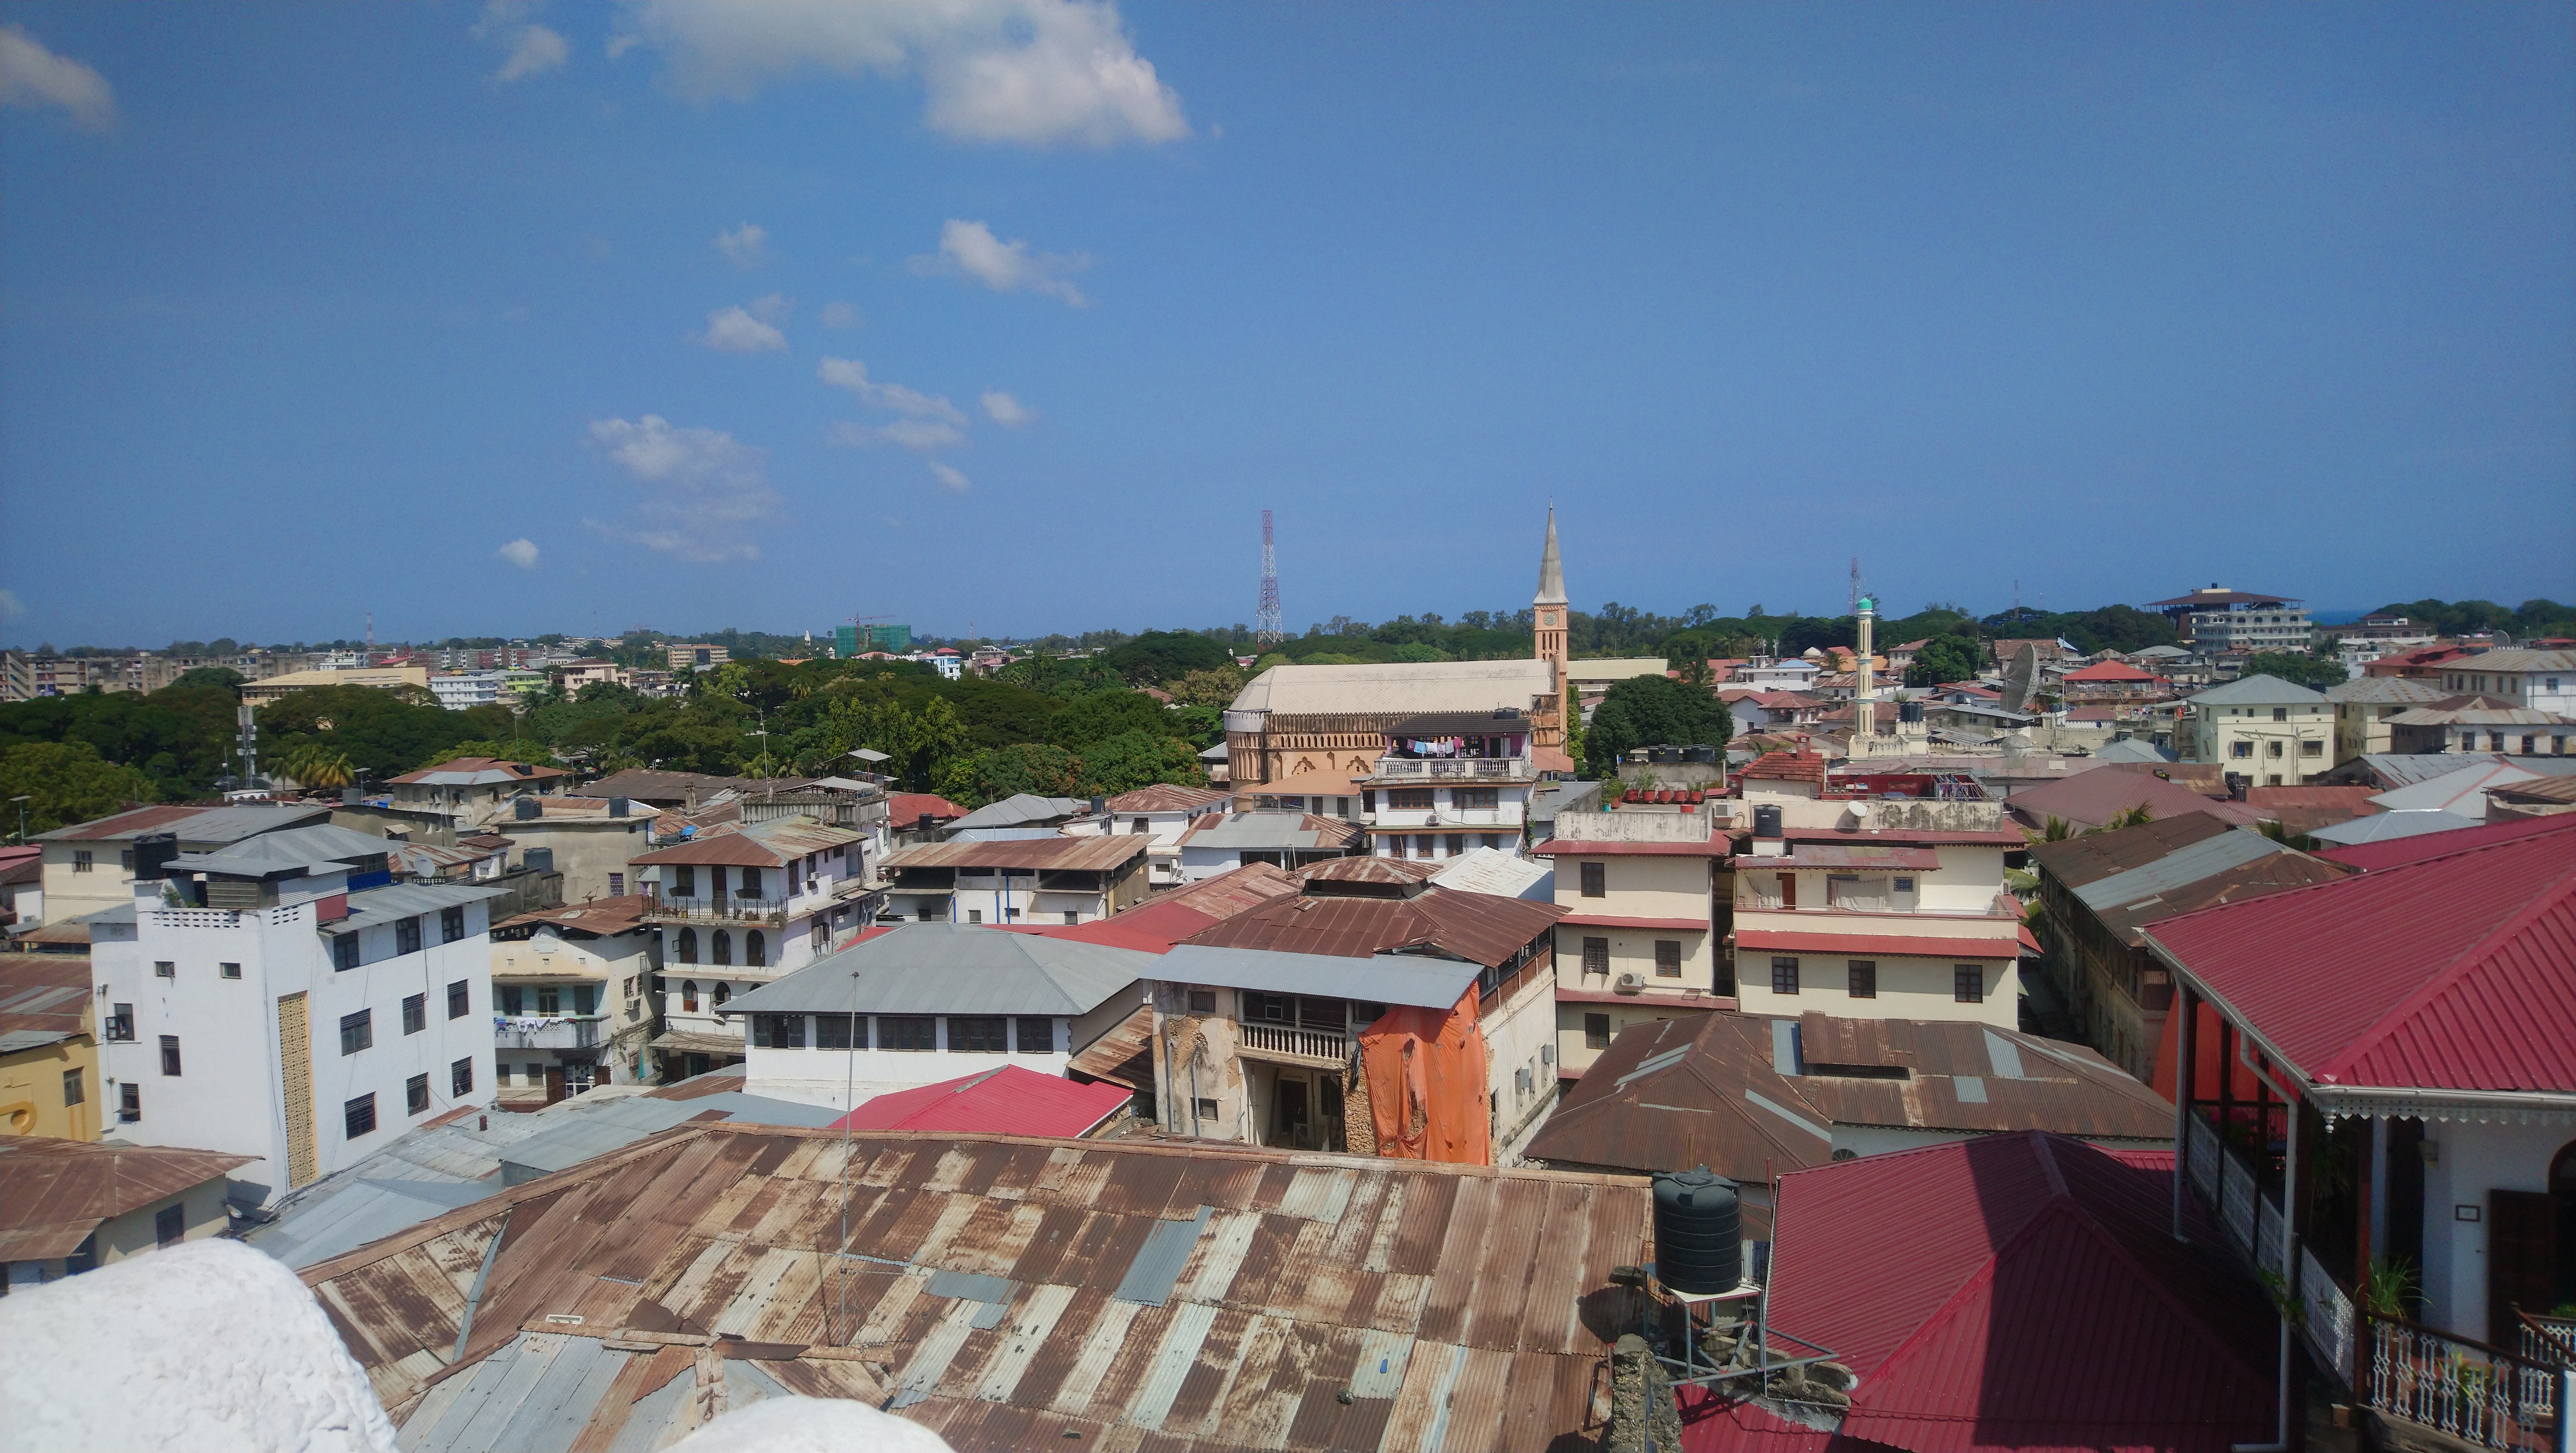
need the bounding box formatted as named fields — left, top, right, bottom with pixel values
left=752, top=1014, right=805, bottom=1048
left=334, top=934, right=361, bottom=971
left=2266, top=740, right=2283, bottom=758
left=814, top=1014, right=860, bottom=1050
left=406, top=1073, right=430, bottom=1115
left=535, top=985, right=559, bottom=1014
left=340, top=1009, right=373, bottom=1055
left=73, top=849, right=94, bottom=874
left=447, top=979, right=470, bottom=1019
left=1242, top=991, right=1291, bottom=1024
left=673, top=865, right=696, bottom=897
left=709, top=866, right=728, bottom=897
left=2229, top=740, right=2253, bottom=759
left=155, top=1203, right=186, bottom=1249
left=608, top=872, right=626, bottom=897
left=573, top=984, right=595, bottom=1016
left=712, top=929, right=732, bottom=965
left=735, top=867, right=762, bottom=899
left=1453, top=787, right=1498, bottom=811
left=2300, top=739, right=2323, bottom=757
left=1584, top=1013, right=1611, bottom=1049
left=678, top=927, right=698, bottom=964
left=1848, top=961, right=1877, bottom=998
left=344, top=1093, right=378, bottom=1140
left=1194, top=1097, right=1219, bottom=1122
left=1653, top=941, right=1682, bottom=978
left=160, top=1035, right=183, bottom=1076
left=745, top=930, right=766, bottom=968
left=440, top=906, right=465, bottom=943
left=966, top=909, right=983, bottom=924
left=2272, top=707, right=2287, bottom=721
left=1954, top=965, right=1984, bottom=1004
left=883, top=1015, right=937, bottom=1051
left=120, top=1083, right=140, bottom=1123
left=1579, top=862, right=1606, bottom=898
left=1582, top=937, right=1610, bottom=975
left=1016, top=1017, right=1057, bottom=1053
left=681, top=980, right=699, bottom=1012
left=451, top=1057, right=474, bottom=1096
left=1387, top=788, right=1434, bottom=811
left=1131, top=817, right=1150, bottom=834
left=1444, top=833, right=1465, bottom=856
left=952, top=1016, right=1009, bottom=1053
left=402, top=993, right=425, bottom=1035
left=395, top=918, right=423, bottom=955
left=62, top=1067, right=83, bottom=1107
left=1778, top=874, right=1797, bottom=910
left=1186, top=989, right=1217, bottom=1013
left=154, top=960, right=175, bottom=980
left=219, top=961, right=241, bottom=980
left=1771, top=957, right=1801, bottom=995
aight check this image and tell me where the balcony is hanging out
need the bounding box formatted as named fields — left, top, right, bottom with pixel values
left=1372, top=757, right=1532, bottom=782
left=640, top=892, right=790, bottom=927
left=494, top=1015, right=604, bottom=1051
left=1235, top=1021, right=1349, bottom=1068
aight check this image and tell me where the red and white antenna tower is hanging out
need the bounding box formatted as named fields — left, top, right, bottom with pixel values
left=1255, top=510, right=1283, bottom=646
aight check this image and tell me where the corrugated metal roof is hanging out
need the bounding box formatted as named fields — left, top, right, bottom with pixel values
left=32, top=801, right=330, bottom=844
left=2318, top=809, right=2576, bottom=870
left=1427, top=847, right=1553, bottom=901
left=0, top=953, right=90, bottom=1043
left=881, top=837, right=1150, bottom=874
left=2146, top=816, right=2576, bottom=1094
left=0, top=1136, right=257, bottom=1259
left=1682, top=1133, right=2273, bottom=1453
left=2308, top=809, right=2483, bottom=846
left=1179, top=886, right=1562, bottom=968
left=719, top=924, right=1156, bottom=1018
left=307, top=1125, right=1648, bottom=1452
left=1101, top=785, right=1230, bottom=814
left=828, top=1067, right=1132, bottom=1139
left=2026, top=812, right=2234, bottom=890
left=946, top=794, right=1088, bottom=832
left=2070, top=829, right=2285, bottom=912
left=631, top=816, right=869, bottom=868
left=1155, top=945, right=1485, bottom=1011
left=319, top=881, right=508, bottom=936
left=168, top=822, right=397, bottom=877
left=1178, top=812, right=1363, bottom=851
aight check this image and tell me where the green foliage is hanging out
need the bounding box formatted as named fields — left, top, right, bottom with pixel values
left=1979, top=605, right=2178, bottom=655
left=169, top=666, right=245, bottom=692
left=256, top=685, right=515, bottom=779
left=2359, top=1258, right=2419, bottom=1319
left=1904, top=634, right=1983, bottom=688
left=1046, top=690, right=1182, bottom=752
left=424, top=740, right=561, bottom=769
left=2041, top=816, right=2074, bottom=842
left=274, top=743, right=356, bottom=788
left=994, top=652, right=1126, bottom=698
left=1165, top=667, right=1247, bottom=708
left=1101, top=631, right=1235, bottom=684
left=0, top=740, right=159, bottom=834
left=1582, top=675, right=1732, bottom=779
left=0, top=683, right=239, bottom=801
left=1391, top=642, right=1448, bottom=663
left=2241, top=653, right=2347, bottom=690
left=2369, top=597, right=2575, bottom=640
left=1077, top=730, right=1207, bottom=796
left=952, top=743, right=1084, bottom=804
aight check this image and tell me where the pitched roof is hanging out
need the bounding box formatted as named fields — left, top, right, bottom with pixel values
left=886, top=792, right=970, bottom=828
left=879, top=835, right=1149, bottom=874
left=2006, top=764, right=2251, bottom=833
left=1736, top=750, right=1828, bottom=785
left=630, top=815, right=869, bottom=867
left=1427, top=847, right=1554, bottom=900
left=2316, top=808, right=2576, bottom=870
left=385, top=757, right=568, bottom=786
left=1226, top=658, right=1555, bottom=718
left=0, top=1137, right=258, bottom=1261
left=2325, top=677, right=2448, bottom=705
left=1684, top=1134, right=2272, bottom=1453
left=300, top=1122, right=1649, bottom=1453
left=34, top=801, right=331, bottom=845
left=946, top=793, right=1088, bottom=832
left=1176, top=811, right=1364, bottom=852
left=2186, top=674, right=2330, bottom=706
left=721, top=923, right=1155, bottom=1017
left=493, top=895, right=655, bottom=937
left=2457, top=647, right=2576, bottom=673
left=2061, top=660, right=2165, bottom=683
left=826, top=1065, right=1133, bottom=1138
left=1527, top=1014, right=2172, bottom=1184
left=2028, top=813, right=2235, bottom=887
left=999, top=864, right=1297, bottom=952
left=1180, top=884, right=1564, bottom=968
left=0, top=952, right=91, bottom=1052
left=2146, top=815, right=2576, bottom=1094
left=167, top=822, right=396, bottom=878
left=1099, top=784, right=1229, bottom=813
left=582, top=769, right=772, bottom=804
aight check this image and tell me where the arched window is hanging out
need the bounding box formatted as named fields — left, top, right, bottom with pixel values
left=677, top=927, right=698, bottom=965
left=712, top=982, right=731, bottom=1008
left=712, top=930, right=732, bottom=966
left=745, top=930, right=766, bottom=968
left=681, top=980, right=699, bottom=1012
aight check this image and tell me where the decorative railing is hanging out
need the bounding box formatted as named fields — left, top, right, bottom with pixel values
left=1373, top=757, right=1530, bottom=781
left=2363, top=1312, right=2561, bottom=1452
left=1235, top=1021, right=1349, bottom=1065
left=2187, top=1110, right=2353, bottom=1390
left=2521, top=1313, right=2576, bottom=1369
left=640, top=893, right=790, bottom=927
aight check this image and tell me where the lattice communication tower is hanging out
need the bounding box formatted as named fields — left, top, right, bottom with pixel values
left=1256, top=510, right=1283, bottom=646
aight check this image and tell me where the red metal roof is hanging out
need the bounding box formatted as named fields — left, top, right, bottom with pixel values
left=2316, top=809, right=2576, bottom=872
left=2146, top=818, right=2576, bottom=1094
left=1180, top=884, right=1564, bottom=967
left=998, top=863, right=1297, bottom=952
left=2060, top=660, right=2165, bottom=683
left=825, top=1065, right=1133, bottom=1138
left=886, top=792, right=969, bottom=827
left=1685, top=1132, right=2272, bottom=1453
left=1779, top=826, right=2028, bottom=847
left=1734, top=928, right=2021, bottom=961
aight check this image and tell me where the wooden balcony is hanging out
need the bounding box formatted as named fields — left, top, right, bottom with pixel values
left=1235, top=1021, right=1350, bottom=1068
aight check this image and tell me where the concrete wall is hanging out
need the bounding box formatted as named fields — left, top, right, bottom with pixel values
left=1730, top=930, right=2020, bottom=1029
left=742, top=1020, right=1074, bottom=1112
left=497, top=817, right=655, bottom=903
left=1552, top=999, right=1725, bottom=1081
left=2419, top=1117, right=2573, bottom=1344
left=1486, top=973, right=1560, bottom=1163
left=2190, top=702, right=2332, bottom=785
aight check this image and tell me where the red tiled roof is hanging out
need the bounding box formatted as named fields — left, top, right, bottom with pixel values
left=2061, top=660, right=2164, bottom=683
left=1684, top=1133, right=2272, bottom=1453
left=1737, top=750, right=1827, bottom=784
left=2147, top=817, right=2576, bottom=1094
left=1734, top=928, right=2022, bottom=961
left=824, top=1065, right=1132, bottom=1138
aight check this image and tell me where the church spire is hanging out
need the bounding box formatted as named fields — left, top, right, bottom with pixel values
left=1534, top=506, right=1567, bottom=607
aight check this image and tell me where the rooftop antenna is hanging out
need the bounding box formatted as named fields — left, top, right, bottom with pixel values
left=1256, top=510, right=1283, bottom=646
left=1848, top=556, right=1861, bottom=618
left=365, top=611, right=375, bottom=665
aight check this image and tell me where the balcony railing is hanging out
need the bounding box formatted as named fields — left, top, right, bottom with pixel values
left=1372, top=757, right=1531, bottom=781
left=2184, top=1112, right=2355, bottom=1386
left=1236, top=1021, right=1350, bottom=1066
left=494, top=1016, right=604, bottom=1050
left=640, top=892, right=790, bottom=927
left=2363, top=1312, right=2560, bottom=1453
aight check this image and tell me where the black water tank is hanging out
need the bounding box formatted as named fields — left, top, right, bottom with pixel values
left=514, top=796, right=540, bottom=820
left=1752, top=804, right=1783, bottom=839
left=130, top=833, right=180, bottom=882
left=522, top=847, right=554, bottom=875
left=1682, top=745, right=1718, bottom=764
left=609, top=797, right=630, bottom=818
left=1653, top=1168, right=1741, bottom=1294
left=1899, top=700, right=1925, bottom=724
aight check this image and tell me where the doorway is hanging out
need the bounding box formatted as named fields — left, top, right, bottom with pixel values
left=1273, top=1073, right=1313, bottom=1150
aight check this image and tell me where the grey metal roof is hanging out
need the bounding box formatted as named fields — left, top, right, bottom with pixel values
left=78, top=902, right=136, bottom=926
left=948, top=826, right=1065, bottom=843
left=2071, top=828, right=2286, bottom=912
left=2309, top=809, right=2486, bottom=846
left=2358, top=751, right=2576, bottom=787
left=945, top=793, right=1087, bottom=832
left=496, top=1091, right=842, bottom=1179
left=1199, top=741, right=1230, bottom=761
left=2093, top=738, right=2179, bottom=763
left=319, top=881, right=508, bottom=936
left=168, top=822, right=397, bottom=878
left=32, top=801, right=331, bottom=844
left=718, top=922, right=1155, bottom=1017
left=2371, top=761, right=2540, bottom=813
left=2186, top=674, right=2330, bottom=706
left=0, top=1028, right=73, bottom=1054
left=1154, top=943, right=1483, bottom=1010
left=1179, top=811, right=1342, bottom=850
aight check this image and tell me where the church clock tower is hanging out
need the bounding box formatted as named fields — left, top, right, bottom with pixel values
left=1533, top=508, right=1570, bottom=747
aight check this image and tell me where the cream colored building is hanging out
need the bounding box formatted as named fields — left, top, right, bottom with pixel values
left=2325, top=677, right=2446, bottom=765
left=1533, top=809, right=1733, bottom=1079
left=489, top=897, right=662, bottom=1104
left=0, top=1138, right=253, bottom=1288
left=238, top=665, right=432, bottom=705
left=1223, top=658, right=1558, bottom=787
left=2184, top=675, right=2333, bottom=785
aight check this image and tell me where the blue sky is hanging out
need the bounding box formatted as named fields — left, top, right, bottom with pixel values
left=3, top=2, right=2570, bottom=647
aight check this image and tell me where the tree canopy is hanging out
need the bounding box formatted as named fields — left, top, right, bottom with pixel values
left=1582, top=675, right=1733, bottom=779
left=0, top=740, right=159, bottom=835
left=2240, top=653, right=2349, bottom=690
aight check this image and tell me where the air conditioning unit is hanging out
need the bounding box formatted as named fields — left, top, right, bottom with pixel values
left=1614, top=972, right=1645, bottom=994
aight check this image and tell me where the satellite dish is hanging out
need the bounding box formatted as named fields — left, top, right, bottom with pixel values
left=2001, top=645, right=2040, bottom=715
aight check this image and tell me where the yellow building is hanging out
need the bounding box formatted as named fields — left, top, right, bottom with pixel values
left=1534, top=808, right=1734, bottom=1079
left=238, top=665, right=433, bottom=705
left=0, top=953, right=99, bottom=1141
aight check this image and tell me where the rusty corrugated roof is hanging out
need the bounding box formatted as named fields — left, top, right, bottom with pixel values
left=882, top=836, right=1152, bottom=873
left=304, top=1125, right=1648, bottom=1452
left=1179, top=886, right=1564, bottom=968
left=0, top=953, right=91, bottom=1045
left=0, top=1136, right=257, bottom=1261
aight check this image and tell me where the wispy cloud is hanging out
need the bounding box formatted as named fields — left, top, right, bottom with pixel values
left=495, top=538, right=541, bottom=569
left=0, top=23, right=115, bottom=130
left=0, top=588, right=25, bottom=621
left=928, top=462, right=972, bottom=493
left=980, top=391, right=1034, bottom=427
left=819, top=301, right=864, bottom=330
left=818, top=357, right=965, bottom=422
left=697, top=292, right=791, bottom=352
left=608, top=0, right=1189, bottom=148
left=830, top=419, right=966, bottom=454
left=471, top=2, right=568, bottom=83
left=583, top=414, right=779, bottom=562
left=713, top=222, right=769, bottom=269
left=910, top=220, right=1090, bottom=306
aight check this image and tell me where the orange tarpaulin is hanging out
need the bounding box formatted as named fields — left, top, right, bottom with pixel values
left=1359, top=988, right=1489, bottom=1165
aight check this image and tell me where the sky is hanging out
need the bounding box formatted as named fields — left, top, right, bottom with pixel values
left=2, top=2, right=2570, bottom=648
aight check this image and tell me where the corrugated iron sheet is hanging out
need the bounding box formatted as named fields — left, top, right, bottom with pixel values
left=1180, top=887, right=1564, bottom=968
left=882, top=837, right=1152, bottom=873
left=0, top=1138, right=258, bottom=1258
left=314, top=1126, right=1646, bottom=1452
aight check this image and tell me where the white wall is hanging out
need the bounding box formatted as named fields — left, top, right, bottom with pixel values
left=742, top=1018, right=1073, bottom=1111
left=2418, top=1117, right=2573, bottom=1343
left=1485, top=976, right=1559, bottom=1162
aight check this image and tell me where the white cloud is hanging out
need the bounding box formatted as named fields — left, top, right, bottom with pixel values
left=819, top=301, right=863, bottom=330
left=495, top=538, right=541, bottom=569
left=0, top=24, right=115, bottom=130
left=928, top=462, right=972, bottom=493
left=0, top=588, right=24, bottom=620
left=698, top=294, right=792, bottom=352
left=980, top=390, right=1034, bottom=427
left=714, top=222, right=769, bottom=269
left=911, top=219, right=1090, bottom=306
left=609, top=0, right=1189, bottom=148
left=817, top=357, right=965, bottom=423
left=831, top=419, right=965, bottom=454
left=583, top=414, right=780, bottom=562
left=471, top=3, right=569, bottom=83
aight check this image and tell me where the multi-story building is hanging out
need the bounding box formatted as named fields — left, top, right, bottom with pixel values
left=2385, top=703, right=2576, bottom=758
left=384, top=757, right=571, bottom=825
left=2143, top=585, right=2313, bottom=655
left=487, top=896, right=661, bottom=1105
left=238, top=665, right=433, bottom=705
left=665, top=643, right=729, bottom=672
left=878, top=835, right=1149, bottom=924
left=1355, top=711, right=1545, bottom=862
left=426, top=671, right=507, bottom=711
left=1172, top=811, right=1363, bottom=881
left=31, top=803, right=335, bottom=926
left=1533, top=805, right=1734, bottom=1079
left=2183, top=675, right=2334, bottom=785
left=0, top=951, right=98, bottom=1140
left=486, top=794, right=657, bottom=903
left=86, top=825, right=501, bottom=1205
left=2434, top=647, right=2576, bottom=717
left=0, top=1139, right=258, bottom=1289
left=2325, top=677, right=2448, bottom=764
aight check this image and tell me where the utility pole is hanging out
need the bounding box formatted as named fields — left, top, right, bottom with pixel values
left=1848, top=557, right=1861, bottom=618
left=1256, top=510, right=1283, bottom=647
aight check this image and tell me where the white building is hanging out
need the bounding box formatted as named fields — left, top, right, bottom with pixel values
left=427, top=671, right=507, bottom=711
left=879, top=835, right=1151, bottom=925
left=1361, top=711, right=1544, bottom=861
left=2183, top=675, right=2334, bottom=786
left=87, top=825, right=500, bottom=1207
left=2435, top=647, right=2576, bottom=719
left=1061, top=784, right=1232, bottom=887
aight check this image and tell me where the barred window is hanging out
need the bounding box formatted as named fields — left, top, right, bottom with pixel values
left=1016, top=1017, right=1056, bottom=1054
left=1848, top=961, right=1877, bottom=999
left=814, top=1014, right=861, bottom=1050
left=1584, top=1013, right=1611, bottom=1049
left=951, top=1016, right=1009, bottom=1053
left=751, top=1014, right=805, bottom=1049
left=1579, top=862, right=1606, bottom=898
left=344, top=1094, right=377, bottom=1140
left=1771, top=957, right=1801, bottom=995
left=1954, top=965, right=1984, bottom=1004
left=1582, top=937, right=1610, bottom=975
left=1654, top=941, right=1682, bottom=978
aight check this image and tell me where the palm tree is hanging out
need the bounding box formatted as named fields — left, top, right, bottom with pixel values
left=2040, top=816, right=2074, bottom=842
left=276, top=744, right=355, bottom=789
left=2100, top=803, right=2155, bottom=832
